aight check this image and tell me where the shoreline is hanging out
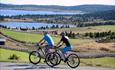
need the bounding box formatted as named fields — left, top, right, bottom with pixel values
left=0, top=9, right=84, bottom=13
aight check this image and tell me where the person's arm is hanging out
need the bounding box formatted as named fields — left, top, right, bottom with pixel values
left=59, top=42, right=64, bottom=48
left=38, top=38, right=44, bottom=44
left=56, top=41, right=61, bottom=47
left=56, top=40, right=64, bottom=48
left=41, top=40, right=45, bottom=45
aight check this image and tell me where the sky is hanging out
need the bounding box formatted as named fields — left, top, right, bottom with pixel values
left=0, top=0, right=115, bottom=6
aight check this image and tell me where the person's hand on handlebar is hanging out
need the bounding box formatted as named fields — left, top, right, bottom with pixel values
left=58, top=45, right=62, bottom=48
left=54, top=45, right=62, bottom=49
left=35, top=43, right=40, bottom=46
left=53, top=46, right=57, bottom=49
left=36, top=42, right=44, bottom=46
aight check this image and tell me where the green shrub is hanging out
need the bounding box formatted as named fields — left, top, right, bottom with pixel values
left=8, top=54, right=19, bottom=60
left=100, top=47, right=109, bottom=51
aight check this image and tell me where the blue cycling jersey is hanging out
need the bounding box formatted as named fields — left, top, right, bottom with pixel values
left=43, top=34, right=54, bottom=46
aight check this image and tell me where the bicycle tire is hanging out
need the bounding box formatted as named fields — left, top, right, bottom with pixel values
left=45, top=52, right=61, bottom=67
left=54, top=52, right=61, bottom=66
left=66, top=54, right=80, bottom=68
left=29, top=51, right=41, bottom=64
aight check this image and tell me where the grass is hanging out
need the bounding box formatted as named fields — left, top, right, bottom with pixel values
left=0, top=48, right=29, bottom=62
left=81, top=57, right=115, bottom=68
left=2, top=28, right=114, bottom=52
left=1, top=27, right=115, bottom=53
left=1, top=28, right=92, bottom=45
left=0, top=48, right=44, bottom=63
left=48, top=25, right=115, bottom=33
left=1, top=29, right=43, bottom=43
left=93, top=25, right=115, bottom=31
left=2, top=25, right=114, bottom=43
left=0, top=48, right=115, bottom=68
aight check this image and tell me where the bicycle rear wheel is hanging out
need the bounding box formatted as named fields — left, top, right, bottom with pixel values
left=66, top=54, right=80, bottom=68
left=29, top=51, right=41, bottom=64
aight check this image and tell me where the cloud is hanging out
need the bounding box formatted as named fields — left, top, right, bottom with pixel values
left=1, top=0, right=115, bottom=6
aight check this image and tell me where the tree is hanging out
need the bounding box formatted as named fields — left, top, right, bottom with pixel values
left=45, top=26, right=49, bottom=29
left=95, top=32, right=100, bottom=38
left=89, top=32, right=93, bottom=38
left=56, top=25, right=59, bottom=28
left=72, top=33, right=76, bottom=38
left=32, top=27, right=36, bottom=30
left=85, top=32, right=89, bottom=37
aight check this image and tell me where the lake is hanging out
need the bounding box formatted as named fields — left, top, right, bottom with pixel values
left=0, top=22, right=75, bottom=29
left=0, top=10, right=84, bottom=16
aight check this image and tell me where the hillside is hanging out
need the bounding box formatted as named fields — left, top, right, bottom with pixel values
left=79, top=10, right=115, bottom=20
left=0, top=3, right=115, bottom=12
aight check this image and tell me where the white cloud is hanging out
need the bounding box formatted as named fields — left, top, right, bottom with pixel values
left=1, top=0, right=115, bottom=6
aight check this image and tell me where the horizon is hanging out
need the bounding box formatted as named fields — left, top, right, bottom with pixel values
left=0, top=0, right=115, bottom=6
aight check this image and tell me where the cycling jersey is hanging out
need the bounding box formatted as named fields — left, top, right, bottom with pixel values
left=61, top=36, right=71, bottom=46
left=43, top=34, right=54, bottom=47
left=61, top=36, right=72, bottom=54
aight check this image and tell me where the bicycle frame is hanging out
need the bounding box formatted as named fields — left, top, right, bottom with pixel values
left=37, top=46, right=46, bottom=58
left=37, top=46, right=54, bottom=58
left=54, top=48, right=66, bottom=61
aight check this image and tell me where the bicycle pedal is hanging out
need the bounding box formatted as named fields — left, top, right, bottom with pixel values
left=61, top=59, right=63, bottom=60
left=44, top=60, right=46, bottom=62
left=64, top=58, right=68, bottom=62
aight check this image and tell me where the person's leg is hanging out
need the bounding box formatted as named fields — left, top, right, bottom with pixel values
left=62, top=46, right=71, bottom=62
left=61, top=46, right=71, bottom=61
left=62, top=46, right=71, bottom=54
left=45, top=45, right=53, bottom=53
left=45, top=46, right=48, bottom=53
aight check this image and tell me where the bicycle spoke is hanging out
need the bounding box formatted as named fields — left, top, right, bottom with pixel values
left=67, top=54, right=80, bottom=68
left=45, top=52, right=61, bottom=67
left=29, top=51, right=41, bottom=64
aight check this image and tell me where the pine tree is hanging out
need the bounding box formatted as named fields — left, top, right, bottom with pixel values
left=89, top=32, right=93, bottom=38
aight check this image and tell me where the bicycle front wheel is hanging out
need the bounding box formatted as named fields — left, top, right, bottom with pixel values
left=66, top=54, right=80, bottom=68
left=29, top=51, right=41, bottom=64
left=45, top=52, right=60, bottom=67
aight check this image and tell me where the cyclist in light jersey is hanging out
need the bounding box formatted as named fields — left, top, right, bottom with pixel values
left=38, top=32, right=54, bottom=53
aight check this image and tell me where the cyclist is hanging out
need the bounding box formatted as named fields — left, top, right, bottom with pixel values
left=56, top=32, right=72, bottom=61
left=37, top=31, right=55, bottom=53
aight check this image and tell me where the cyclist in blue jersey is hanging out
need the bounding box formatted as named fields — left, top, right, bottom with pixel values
left=37, top=32, right=54, bottom=53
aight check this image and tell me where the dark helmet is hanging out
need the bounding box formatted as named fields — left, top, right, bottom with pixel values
left=43, top=31, right=48, bottom=35
left=60, top=32, right=65, bottom=37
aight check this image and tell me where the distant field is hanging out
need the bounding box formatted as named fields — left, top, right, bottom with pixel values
left=1, top=29, right=43, bottom=43
left=93, top=25, right=115, bottom=31
left=1, top=27, right=115, bottom=52
left=1, top=29, right=92, bottom=45
left=48, top=25, right=115, bottom=33
left=2, top=25, right=114, bottom=42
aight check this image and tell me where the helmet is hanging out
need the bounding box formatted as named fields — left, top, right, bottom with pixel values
left=60, top=32, right=65, bottom=37
left=43, top=31, right=48, bottom=35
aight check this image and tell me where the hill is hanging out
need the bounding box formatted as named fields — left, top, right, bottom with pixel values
left=0, top=3, right=115, bottom=12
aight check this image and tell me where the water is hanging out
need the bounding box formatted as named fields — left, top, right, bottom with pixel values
left=0, top=10, right=84, bottom=16
left=0, top=22, right=75, bottom=29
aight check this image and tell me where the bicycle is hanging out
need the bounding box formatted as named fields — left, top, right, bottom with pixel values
left=45, top=46, right=80, bottom=68
left=29, top=44, right=58, bottom=66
